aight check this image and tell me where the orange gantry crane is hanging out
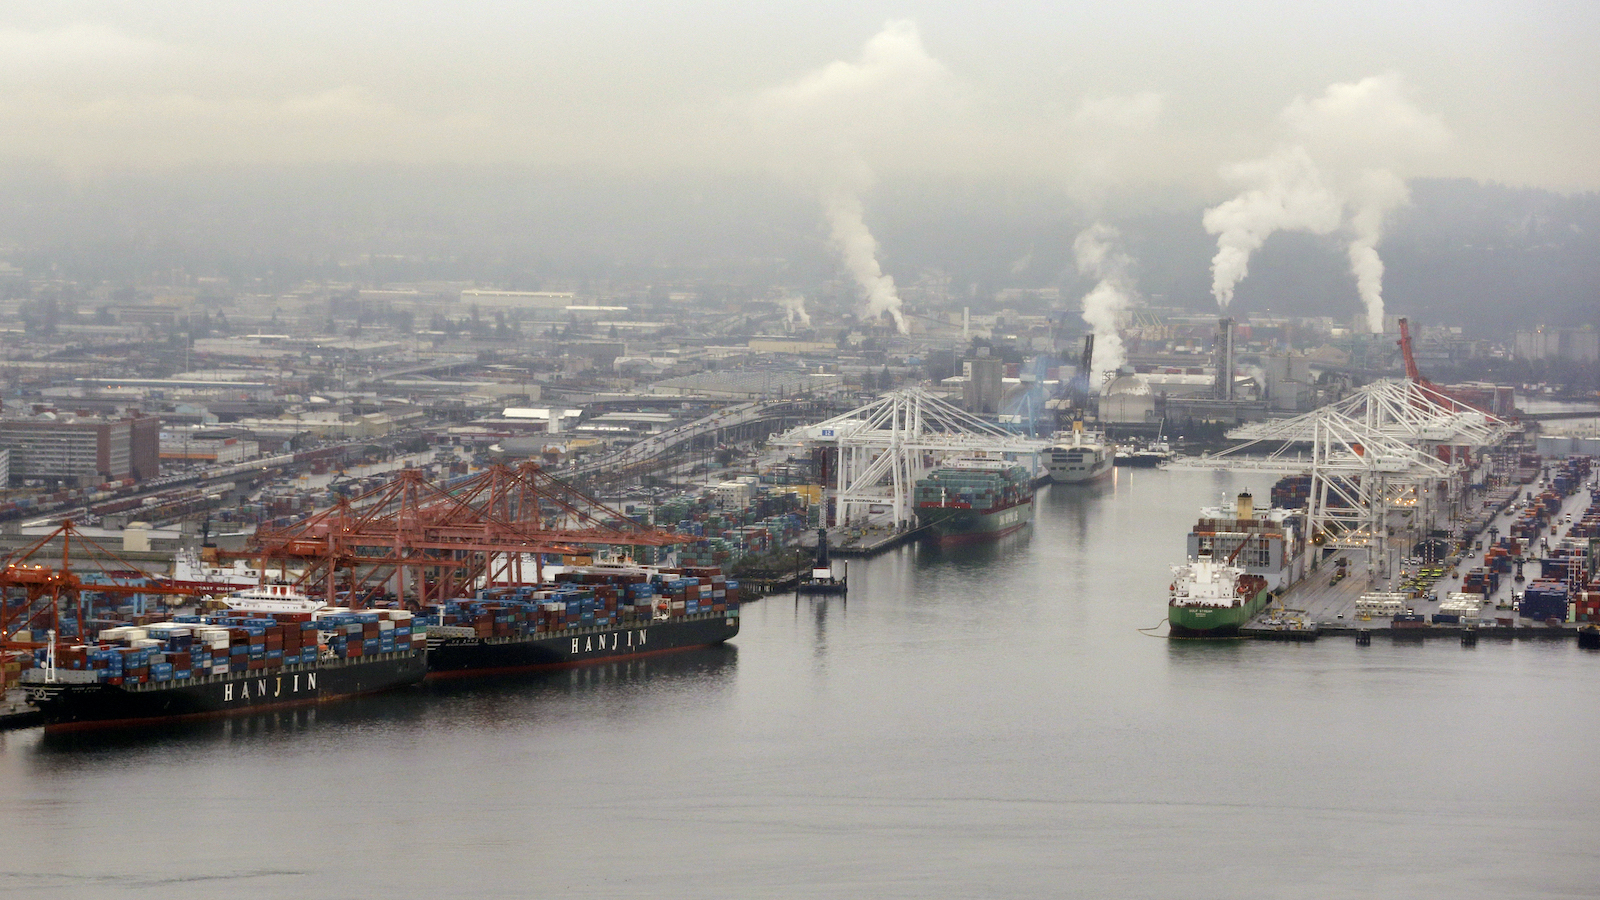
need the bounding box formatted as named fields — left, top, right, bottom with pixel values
left=0, top=520, right=216, bottom=649
left=1396, top=316, right=1497, bottom=467
left=248, top=461, right=690, bottom=609
left=1397, top=317, right=1488, bottom=414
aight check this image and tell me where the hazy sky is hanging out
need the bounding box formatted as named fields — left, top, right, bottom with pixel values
left=2, top=1, right=1597, bottom=195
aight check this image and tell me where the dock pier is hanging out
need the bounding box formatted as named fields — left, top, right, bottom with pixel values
left=798, top=523, right=932, bottom=558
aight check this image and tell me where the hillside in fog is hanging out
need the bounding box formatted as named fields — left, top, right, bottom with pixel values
left=0, top=168, right=1593, bottom=337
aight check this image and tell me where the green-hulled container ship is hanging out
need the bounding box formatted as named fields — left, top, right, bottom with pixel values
left=914, top=460, right=1034, bottom=546
left=1168, top=490, right=1305, bottom=638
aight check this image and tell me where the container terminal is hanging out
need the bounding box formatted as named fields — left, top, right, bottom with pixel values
left=1174, top=318, right=1599, bottom=643
left=1242, top=454, right=1597, bottom=642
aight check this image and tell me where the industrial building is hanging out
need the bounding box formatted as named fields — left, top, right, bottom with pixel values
left=0, top=413, right=160, bottom=485
left=1515, top=328, right=1599, bottom=363
left=961, top=352, right=1004, bottom=415
left=159, top=429, right=260, bottom=465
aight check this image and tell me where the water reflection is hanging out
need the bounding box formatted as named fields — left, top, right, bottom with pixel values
left=424, top=642, right=740, bottom=701
left=31, top=703, right=328, bottom=759
left=916, top=526, right=1033, bottom=568
left=794, top=593, right=844, bottom=663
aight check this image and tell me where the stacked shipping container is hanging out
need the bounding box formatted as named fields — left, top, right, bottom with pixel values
left=40, top=608, right=425, bottom=684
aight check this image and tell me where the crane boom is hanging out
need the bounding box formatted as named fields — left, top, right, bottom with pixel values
left=1397, top=317, right=1423, bottom=383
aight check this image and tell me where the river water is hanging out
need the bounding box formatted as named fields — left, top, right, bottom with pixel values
left=2, top=466, right=1596, bottom=899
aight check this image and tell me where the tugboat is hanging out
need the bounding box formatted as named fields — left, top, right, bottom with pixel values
left=797, top=528, right=847, bottom=595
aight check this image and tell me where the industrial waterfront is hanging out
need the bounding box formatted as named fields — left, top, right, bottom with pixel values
left=1, top=465, right=1596, bottom=899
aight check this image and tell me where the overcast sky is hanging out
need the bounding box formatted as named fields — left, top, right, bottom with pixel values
left=2, top=1, right=1596, bottom=195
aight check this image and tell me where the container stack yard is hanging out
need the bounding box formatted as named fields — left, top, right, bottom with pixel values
left=645, top=487, right=815, bottom=570
left=1246, top=451, right=1598, bottom=640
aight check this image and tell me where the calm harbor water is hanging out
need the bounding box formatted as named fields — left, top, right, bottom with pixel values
left=2, top=466, right=1597, bottom=899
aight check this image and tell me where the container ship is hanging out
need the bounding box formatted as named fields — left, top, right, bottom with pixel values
left=1168, top=491, right=1305, bottom=638
left=914, top=460, right=1035, bottom=546
left=19, top=587, right=428, bottom=730
left=1045, top=421, right=1115, bottom=483
left=423, top=564, right=740, bottom=678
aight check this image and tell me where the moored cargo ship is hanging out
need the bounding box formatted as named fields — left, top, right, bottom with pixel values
left=424, top=563, right=740, bottom=678
left=1168, top=554, right=1271, bottom=638
left=158, top=546, right=284, bottom=594
left=914, top=460, right=1035, bottom=546
left=1045, top=421, right=1115, bottom=483
left=20, top=589, right=428, bottom=730
left=1168, top=491, right=1305, bottom=638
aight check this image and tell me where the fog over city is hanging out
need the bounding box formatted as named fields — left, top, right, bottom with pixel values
left=3, top=3, right=1594, bottom=185
left=3, top=9, right=1600, bottom=891
left=0, top=3, right=1596, bottom=334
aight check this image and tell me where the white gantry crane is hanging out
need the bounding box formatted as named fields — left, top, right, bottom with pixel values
left=772, top=387, right=1050, bottom=528
left=1176, top=378, right=1513, bottom=578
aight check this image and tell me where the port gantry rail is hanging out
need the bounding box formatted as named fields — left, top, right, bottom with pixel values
left=771, top=387, right=1050, bottom=529
left=1175, top=375, right=1513, bottom=579
left=249, top=462, right=692, bottom=609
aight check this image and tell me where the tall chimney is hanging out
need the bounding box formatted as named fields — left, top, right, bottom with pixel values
left=1236, top=490, right=1254, bottom=521
left=1214, top=317, right=1235, bottom=401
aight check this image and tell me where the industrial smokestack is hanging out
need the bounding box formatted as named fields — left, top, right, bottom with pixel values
left=1214, top=317, right=1236, bottom=401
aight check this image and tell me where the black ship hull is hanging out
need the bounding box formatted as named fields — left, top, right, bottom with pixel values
left=24, top=652, right=427, bottom=731
left=426, top=612, right=739, bottom=678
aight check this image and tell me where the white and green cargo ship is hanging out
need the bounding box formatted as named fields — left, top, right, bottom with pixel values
left=1168, top=491, right=1305, bottom=638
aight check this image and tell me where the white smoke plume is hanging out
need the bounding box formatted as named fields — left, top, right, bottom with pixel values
left=825, top=183, right=905, bottom=333
left=1073, top=222, right=1136, bottom=384
left=780, top=295, right=812, bottom=327
left=1203, top=75, right=1447, bottom=332
left=1344, top=168, right=1410, bottom=333
left=1202, top=146, right=1344, bottom=309
left=752, top=21, right=948, bottom=335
